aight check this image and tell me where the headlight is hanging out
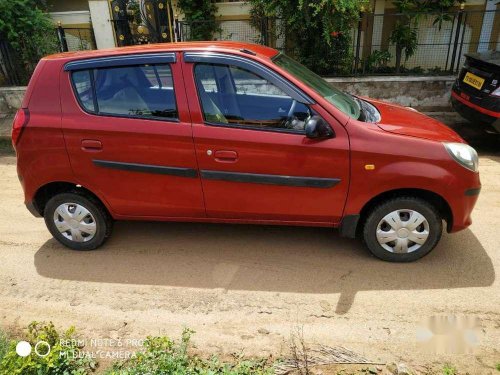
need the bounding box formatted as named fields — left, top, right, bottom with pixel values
left=444, top=142, right=479, bottom=172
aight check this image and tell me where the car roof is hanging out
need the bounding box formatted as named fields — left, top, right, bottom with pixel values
left=43, top=41, right=279, bottom=62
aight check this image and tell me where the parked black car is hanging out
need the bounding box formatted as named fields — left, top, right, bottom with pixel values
left=451, top=51, right=500, bottom=133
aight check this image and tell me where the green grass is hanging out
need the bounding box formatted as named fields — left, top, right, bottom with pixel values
left=442, top=363, right=457, bottom=375
left=0, top=330, right=8, bottom=363
left=496, top=363, right=500, bottom=371
left=105, top=329, right=274, bottom=375
left=0, top=324, right=273, bottom=375
left=0, top=322, right=96, bottom=375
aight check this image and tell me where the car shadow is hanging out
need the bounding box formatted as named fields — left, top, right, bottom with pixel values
left=34, top=222, right=495, bottom=314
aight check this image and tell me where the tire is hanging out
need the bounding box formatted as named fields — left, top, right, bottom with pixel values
left=44, top=191, right=113, bottom=250
left=362, top=197, right=442, bottom=262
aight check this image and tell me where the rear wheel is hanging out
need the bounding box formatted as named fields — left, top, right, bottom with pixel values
left=362, top=197, right=442, bottom=262
left=44, top=192, right=112, bottom=250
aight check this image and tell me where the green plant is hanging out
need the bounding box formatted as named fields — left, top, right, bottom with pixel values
left=106, top=328, right=273, bottom=375
left=442, top=363, right=457, bottom=375
left=0, top=330, right=8, bottom=363
left=389, top=21, right=418, bottom=73
left=248, top=0, right=367, bottom=76
left=389, top=0, right=465, bottom=73
left=0, top=321, right=96, bottom=375
left=496, top=363, right=500, bottom=371
left=177, top=0, right=219, bottom=41
left=0, top=0, right=58, bottom=84
left=363, top=50, right=392, bottom=72
left=427, top=66, right=445, bottom=75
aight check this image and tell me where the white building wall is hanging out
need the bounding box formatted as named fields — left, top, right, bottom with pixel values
left=49, top=10, right=91, bottom=25
left=88, top=0, right=116, bottom=49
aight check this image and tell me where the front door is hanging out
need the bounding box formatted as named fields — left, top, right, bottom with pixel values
left=61, top=53, right=205, bottom=218
left=182, top=53, right=350, bottom=224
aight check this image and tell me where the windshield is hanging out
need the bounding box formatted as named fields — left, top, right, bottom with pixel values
left=273, top=53, right=360, bottom=119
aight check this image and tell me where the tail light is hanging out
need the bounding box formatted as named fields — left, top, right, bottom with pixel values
left=11, top=108, right=30, bottom=147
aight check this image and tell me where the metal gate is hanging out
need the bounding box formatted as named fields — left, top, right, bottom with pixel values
left=109, top=0, right=176, bottom=46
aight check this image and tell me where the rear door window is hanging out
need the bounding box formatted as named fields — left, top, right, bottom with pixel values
left=71, top=64, right=178, bottom=120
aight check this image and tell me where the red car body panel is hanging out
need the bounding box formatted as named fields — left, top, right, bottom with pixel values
left=367, top=99, right=464, bottom=142
left=181, top=59, right=350, bottom=223
left=14, top=42, right=480, bottom=234
left=59, top=58, right=205, bottom=218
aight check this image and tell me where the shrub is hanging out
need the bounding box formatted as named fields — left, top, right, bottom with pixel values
left=249, top=0, right=367, bottom=76
left=0, top=0, right=58, bottom=84
left=106, top=329, right=273, bottom=375
left=0, top=322, right=96, bottom=375
left=177, top=0, right=219, bottom=41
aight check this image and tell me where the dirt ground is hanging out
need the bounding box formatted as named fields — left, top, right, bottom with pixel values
left=0, top=122, right=499, bottom=374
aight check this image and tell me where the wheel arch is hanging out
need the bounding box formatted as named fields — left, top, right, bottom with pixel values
left=340, top=188, right=453, bottom=239
left=358, top=188, right=453, bottom=234
left=32, top=181, right=112, bottom=218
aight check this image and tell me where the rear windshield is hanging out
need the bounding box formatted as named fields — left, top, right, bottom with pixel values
left=273, top=53, right=360, bottom=119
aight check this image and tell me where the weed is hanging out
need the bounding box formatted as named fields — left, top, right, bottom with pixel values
left=0, top=321, right=96, bottom=375
left=442, top=363, right=457, bottom=375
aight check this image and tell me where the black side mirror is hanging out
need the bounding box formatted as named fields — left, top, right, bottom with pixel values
left=305, top=115, right=334, bottom=139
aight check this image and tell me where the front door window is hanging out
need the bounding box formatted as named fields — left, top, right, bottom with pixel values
left=194, top=63, right=312, bottom=132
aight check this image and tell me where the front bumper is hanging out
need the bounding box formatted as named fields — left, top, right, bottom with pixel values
left=447, top=185, right=481, bottom=233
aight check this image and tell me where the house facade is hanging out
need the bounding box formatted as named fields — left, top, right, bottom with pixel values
left=45, top=0, right=499, bottom=71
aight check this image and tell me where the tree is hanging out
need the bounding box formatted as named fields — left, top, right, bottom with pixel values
left=389, top=0, right=465, bottom=73
left=248, top=0, right=368, bottom=76
left=0, top=0, right=58, bottom=84
left=177, top=0, right=219, bottom=41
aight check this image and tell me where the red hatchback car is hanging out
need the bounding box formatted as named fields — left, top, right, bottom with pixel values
left=13, top=42, right=480, bottom=262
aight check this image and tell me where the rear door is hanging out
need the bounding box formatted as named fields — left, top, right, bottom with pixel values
left=182, top=52, right=350, bottom=224
left=60, top=53, right=205, bottom=218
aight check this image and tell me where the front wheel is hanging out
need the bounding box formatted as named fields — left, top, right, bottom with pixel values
left=44, top=192, right=112, bottom=250
left=362, top=197, right=442, bottom=262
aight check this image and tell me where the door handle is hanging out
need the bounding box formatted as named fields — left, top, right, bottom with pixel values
left=81, top=139, right=102, bottom=151
left=214, top=150, right=238, bottom=162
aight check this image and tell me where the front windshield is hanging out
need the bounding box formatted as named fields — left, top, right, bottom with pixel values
left=273, top=53, right=360, bottom=119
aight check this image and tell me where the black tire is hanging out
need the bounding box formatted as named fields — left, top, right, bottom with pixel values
left=44, top=191, right=113, bottom=250
left=362, top=197, right=442, bottom=262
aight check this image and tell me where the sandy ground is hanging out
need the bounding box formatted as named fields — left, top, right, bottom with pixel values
left=0, top=123, right=499, bottom=373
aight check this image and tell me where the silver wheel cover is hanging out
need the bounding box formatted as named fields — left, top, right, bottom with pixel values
left=376, top=209, right=430, bottom=253
left=53, top=203, right=97, bottom=242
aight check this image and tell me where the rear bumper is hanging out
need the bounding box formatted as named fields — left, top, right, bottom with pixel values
left=451, top=91, right=499, bottom=125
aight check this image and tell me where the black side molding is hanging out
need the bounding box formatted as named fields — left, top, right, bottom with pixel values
left=465, top=187, right=481, bottom=196
left=200, top=170, right=340, bottom=188
left=339, top=214, right=360, bottom=239
left=93, top=160, right=198, bottom=178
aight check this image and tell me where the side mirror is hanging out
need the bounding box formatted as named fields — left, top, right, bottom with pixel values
left=305, top=115, right=334, bottom=139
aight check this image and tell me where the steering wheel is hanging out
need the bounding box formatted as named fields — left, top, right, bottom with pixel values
left=287, top=99, right=297, bottom=120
